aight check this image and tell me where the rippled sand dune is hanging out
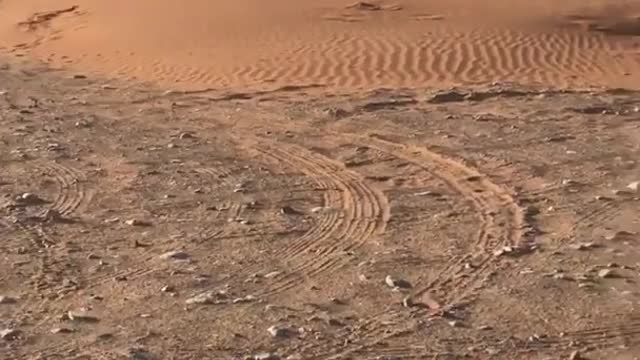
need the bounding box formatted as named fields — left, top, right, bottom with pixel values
left=1, top=0, right=639, bottom=90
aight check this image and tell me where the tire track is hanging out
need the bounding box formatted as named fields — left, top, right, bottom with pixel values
left=298, top=133, right=525, bottom=359
left=35, top=162, right=91, bottom=217
left=248, top=140, right=389, bottom=296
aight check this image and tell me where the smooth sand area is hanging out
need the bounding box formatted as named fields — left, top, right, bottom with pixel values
left=1, top=0, right=639, bottom=90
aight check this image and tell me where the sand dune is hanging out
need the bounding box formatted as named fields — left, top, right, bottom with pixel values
left=1, top=0, right=639, bottom=90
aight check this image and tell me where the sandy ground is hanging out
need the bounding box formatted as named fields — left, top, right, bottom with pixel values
left=0, top=0, right=640, bottom=90
left=1, top=1, right=640, bottom=360
left=0, top=58, right=639, bottom=359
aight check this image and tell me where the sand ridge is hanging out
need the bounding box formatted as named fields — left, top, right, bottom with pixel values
left=1, top=0, right=639, bottom=91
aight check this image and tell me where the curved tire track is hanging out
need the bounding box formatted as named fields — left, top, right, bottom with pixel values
left=300, top=133, right=525, bottom=359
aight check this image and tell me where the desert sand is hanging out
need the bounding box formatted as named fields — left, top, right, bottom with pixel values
left=1, top=0, right=640, bottom=90
left=1, top=1, right=640, bottom=360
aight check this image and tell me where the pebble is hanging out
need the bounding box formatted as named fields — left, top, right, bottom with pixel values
left=264, top=271, right=282, bottom=279
left=68, top=310, right=99, bottom=322
left=280, top=206, right=302, bottom=215
left=51, top=327, right=75, bottom=334
left=569, top=350, right=583, bottom=360
left=185, top=291, right=227, bottom=305
left=402, top=296, right=414, bottom=308
left=158, top=251, right=190, bottom=261
left=385, top=275, right=412, bottom=289
left=448, top=320, right=462, bottom=328
left=232, top=295, right=257, bottom=304
left=16, top=192, right=46, bottom=205
left=570, top=242, right=600, bottom=251
left=598, top=269, right=618, bottom=279
left=0, top=328, right=20, bottom=340
left=125, top=219, right=152, bottom=227
left=604, top=231, right=636, bottom=241
left=0, top=295, right=17, bottom=304
left=267, top=325, right=293, bottom=338
left=249, top=353, right=279, bottom=360
left=179, top=132, right=195, bottom=139
left=125, top=347, right=158, bottom=360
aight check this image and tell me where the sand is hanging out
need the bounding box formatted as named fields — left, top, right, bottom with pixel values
left=1, top=1, right=640, bottom=359
left=1, top=0, right=640, bottom=90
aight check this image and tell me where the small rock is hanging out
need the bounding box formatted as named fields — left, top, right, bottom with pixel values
left=68, top=310, right=99, bottom=322
left=448, top=320, right=462, bottom=328
left=402, top=296, right=414, bottom=308
left=73, top=74, right=87, bottom=79
left=160, top=285, right=174, bottom=293
left=250, top=353, right=280, bottom=360
left=0, top=295, right=17, bottom=304
left=125, top=219, right=152, bottom=227
left=571, top=242, right=600, bottom=251
left=385, top=275, right=412, bottom=289
left=280, top=206, right=302, bottom=215
left=493, top=246, right=514, bottom=256
left=627, top=181, right=639, bottom=192
left=598, top=269, right=618, bottom=279
left=604, top=230, right=636, bottom=241
left=0, top=328, right=20, bottom=340
left=267, top=325, right=293, bottom=338
left=232, top=295, right=257, bottom=304
left=185, top=291, right=227, bottom=305
left=569, top=350, right=583, bottom=360
left=51, top=327, right=75, bottom=334
left=15, top=192, right=46, bottom=205
left=125, top=347, right=158, bottom=360
left=158, top=251, right=190, bottom=260
left=179, top=132, right=195, bottom=139
left=264, top=271, right=281, bottom=279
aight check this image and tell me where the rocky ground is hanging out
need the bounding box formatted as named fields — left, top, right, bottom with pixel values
left=1, top=58, right=640, bottom=360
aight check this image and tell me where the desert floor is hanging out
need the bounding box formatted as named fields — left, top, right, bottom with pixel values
left=1, top=1, right=640, bottom=360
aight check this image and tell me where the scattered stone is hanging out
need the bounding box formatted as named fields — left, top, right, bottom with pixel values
left=385, top=275, right=412, bottom=289
left=0, top=295, right=17, bottom=304
left=158, top=251, right=190, bottom=261
left=0, top=328, right=20, bottom=340
left=249, top=353, right=280, bottom=360
left=179, top=132, right=195, bottom=139
left=264, top=271, right=282, bottom=279
left=448, top=320, right=462, bottom=328
left=280, top=206, right=303, bottom=215
left=598, top=269, right=618, bottom=279
left=402, top=296, right=414, bottom=308
left=267, top=325, right=293, bottom=338
left=570, top=242, right=600, bottom=251
left=125, top=219, right=152, bottom=227
left=68, top=310, right=99, bottom=322
left=125, top=347, right=158, bottom=360
left=15, top=192, right=47, bottom=205
left=160, top=285, right=175, bottom=293
left=627, top=181, right=639, bottom=192
left=604, top=231, right=636, bottom=241
left=569, top=350, right=583, bottom=360
left=232, top=295, right=257, bottom=304
left=477, top=325, right=493, bottom=331
left=413, top=190, right=442, bottom=197
left=51, top=327, right=75, bottom=334
left=185, top=291, right=227, bottom=305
